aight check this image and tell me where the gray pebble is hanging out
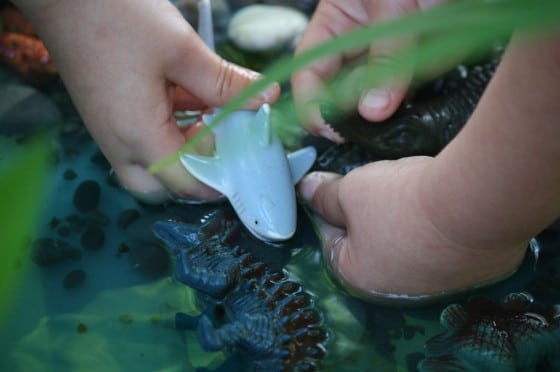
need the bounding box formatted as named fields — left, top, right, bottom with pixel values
left=80, top=226, right=105, bottom=250
left=31, top=238, right=81, bottom=266
left=0, top=84, right=61, bottom=135
left=63, top=269, right=86, bottom=289
left=73, top=180, right=101, bottom=213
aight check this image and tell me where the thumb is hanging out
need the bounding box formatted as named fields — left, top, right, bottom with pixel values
left=298, top=173, right=355, bottom=293
left=298, top=171, right=347, bottom=228
left=166, top=35, right=280, bottom=109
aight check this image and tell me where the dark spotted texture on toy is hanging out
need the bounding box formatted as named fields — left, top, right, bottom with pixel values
left=153, top=209, right=328, bottom=371
left=312, top=142, right=381, bottom=175
left=319, top=57, right=499, bottom=160
left=418, top=292, right=560, bottom=371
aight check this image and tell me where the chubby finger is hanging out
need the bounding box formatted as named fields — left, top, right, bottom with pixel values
left=308, top=213, right=348, bottom=267
left=359, top=0, right=449, bottom=122
left=165, top=31, right=280, bottom=110
left=298, top=171, right=347, bottom=228
left=114, top=115, right=221, bottom=203
left=147, top=120, right=220, bottom=200
left=291, top=20, right=341, bottom=140
left=358, top=1, right=421, bottom=122
left=292, top=1, right=370, bottom=140
left=358, top=48, right=414, bottom=123
left=172, top=86, right=206, bottom=111
left=303, top=189, right=361, bottom=299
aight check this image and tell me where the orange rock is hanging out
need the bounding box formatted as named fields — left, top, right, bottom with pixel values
left=0, top=31, right=57, bottom=86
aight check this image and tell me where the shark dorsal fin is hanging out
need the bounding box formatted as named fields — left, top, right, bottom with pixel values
left=287, top=146, right=317, bottom=184
left=179, top=153, right=227, bottom=194
left=249, top=104, right=271, bottom=146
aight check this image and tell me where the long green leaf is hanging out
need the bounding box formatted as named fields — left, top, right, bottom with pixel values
left=0, top=137, right=50, bottom=325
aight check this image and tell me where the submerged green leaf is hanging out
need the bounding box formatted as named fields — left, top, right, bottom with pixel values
left=149, top=0, right=560, bottom=174
left=0, top=137, right=51, bottom=325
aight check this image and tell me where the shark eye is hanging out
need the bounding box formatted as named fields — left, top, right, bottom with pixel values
left=254, top=220, right=259, bottom=225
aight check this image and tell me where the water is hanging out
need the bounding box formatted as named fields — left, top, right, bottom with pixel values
left=2, top=71, right=559, bottom=372
left=2, top=3, right=560, bottom=371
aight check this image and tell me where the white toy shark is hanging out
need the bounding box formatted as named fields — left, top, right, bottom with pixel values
left=177, top=1, right=316, bottom=241
left=180, top=105, right=316, bottom=241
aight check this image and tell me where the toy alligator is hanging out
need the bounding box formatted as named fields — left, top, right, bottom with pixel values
left=418, top=292, right=560, bottom=371
left=153, top=209, right=329, bottom=371
left=319, top=57, right=500, bottom=160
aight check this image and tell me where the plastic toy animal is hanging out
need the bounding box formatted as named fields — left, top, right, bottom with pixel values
left=319, top=56, right=499, bottom=159
left=180, top=105, right=316, bottom=241
left=153, top=209, right=328, bottom=371
left=418, top=292, right=560, bottom=371
left=180, top=0, right=316, bottom=241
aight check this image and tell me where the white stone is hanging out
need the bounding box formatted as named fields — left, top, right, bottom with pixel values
left=228, top=5, right=308, bottom=52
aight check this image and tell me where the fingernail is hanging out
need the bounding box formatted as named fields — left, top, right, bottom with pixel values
left=319, top=126, right=344, bottom=143
left=361, top=88, right=390, bottom=111
left=298, top=173, right=323, bottom=202
left=299, top=172, right=341, bottom=202
left=258, top=82, right=281, bottom=103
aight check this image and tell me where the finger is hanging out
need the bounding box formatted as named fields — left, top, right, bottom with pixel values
left=165, top=31, right=280, bottom=110
left=297, top=171, right=347, bottom=227
left=306, top=204, right=361, bottom=298
left=359, top=1, right=421, bottom=122
left=359, top=0, right=449, bottom=122
left=292, top=1, right=370, bottom=139
left=308, top=212, right=348, bottom=265
left=114, top=120, right=221, bottom=203
left=111, top=91, right=220, bottom=203
left=172, top=86, right=206, bottom=111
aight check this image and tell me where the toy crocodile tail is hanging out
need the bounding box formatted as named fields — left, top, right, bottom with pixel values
left=320, top=57, right=500, bottom=159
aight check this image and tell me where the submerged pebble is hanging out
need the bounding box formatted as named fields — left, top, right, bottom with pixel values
left=63, top=168, right=77, bottom=180
left=115, top=243, right=130, bottom=258
left=228, top=5, right=308, bottom=51
left=80, top=226, right=105, bottom=250
left=0, top=84, right=61, bottom=135
left=57, top=226, right=71, bottom=237
left=118, top=314, right=134, bottom=325
left=63, top=269, right=86, bottom=288
left=73, top=180, right=101, bottom=213
left=30, top=238, right=81, bottom=266
left=76, top=323, right=88, bottom=334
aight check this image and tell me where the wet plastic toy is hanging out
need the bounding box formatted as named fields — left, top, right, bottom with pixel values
left=180, top=1, right=316, bottom=241
left=181, top=105, right=316, bottom=241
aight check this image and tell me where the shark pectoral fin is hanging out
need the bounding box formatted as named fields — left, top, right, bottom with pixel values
left=287, top=146, right=317, bottom=184
left=249, top=103, right=272, bottom=146
left=179, top=153, right=227, bottom=194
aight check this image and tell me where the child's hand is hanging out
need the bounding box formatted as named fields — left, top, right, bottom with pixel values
left=298, top=158, right=527, bottom=304
left=291, top=0, right=446, bottom=142
left=15, top=0, right=280, bottom=203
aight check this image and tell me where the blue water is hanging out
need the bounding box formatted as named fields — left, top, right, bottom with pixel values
left=1, top=34, right=560, bottom=372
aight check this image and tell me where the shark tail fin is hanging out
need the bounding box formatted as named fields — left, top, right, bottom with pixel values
left=287, top=146, right=317, bottom=184
left=249, top=104, right=272, bottom=146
